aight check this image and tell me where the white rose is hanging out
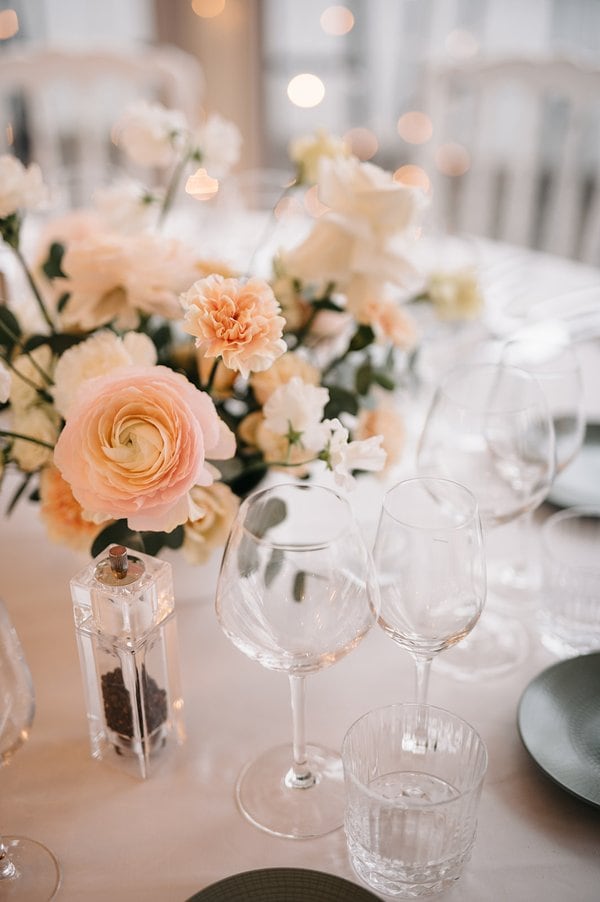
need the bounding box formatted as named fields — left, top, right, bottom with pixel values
left=0, top=155, right=48, bottom=218
left=289, top=129, right=350, bottom=185
left=194, top=113, right=242, bottom=178
left=52, top=330, right=157, bottom=418
left=263, top=376, right=330, bottom=453
left=10, top=405, right=59, bottom=471
left=114, top=100, right=188, bottom=168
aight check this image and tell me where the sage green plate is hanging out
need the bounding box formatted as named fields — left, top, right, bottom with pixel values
left=517, top=652, right=600, bottom=809
left=185, top=868, right=380, bottom=901
left=547, top=423, right=600, bottom=508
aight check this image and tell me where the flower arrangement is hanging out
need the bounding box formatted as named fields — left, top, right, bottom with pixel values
left=0, top=100, right=483, bottom=565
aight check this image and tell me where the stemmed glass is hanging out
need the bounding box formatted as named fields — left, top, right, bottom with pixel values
left=216, top=482, right=379, bottom=839
left=0, top=599, right=61, bottom=900
left=492, top=323, right=585, bottom=599
left=417, top=362, right=556, bottom=677
left=372, top=476, right=486, bottom=705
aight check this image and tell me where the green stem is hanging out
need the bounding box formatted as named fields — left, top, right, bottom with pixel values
left=245, top=179, right=296, bottom=277
left=0, top=429, right=55, bottom=450
left=1, top=353, right=53, bottom=395
left=203, top=357, right=221, bottom=394
left=13, top=246, right=56, bottom=333
left=157, top=152, right=190, bottom=228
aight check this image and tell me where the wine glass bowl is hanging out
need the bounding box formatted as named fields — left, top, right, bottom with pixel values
left=0, top=599, right=61, bottom=900
left=373, top=477, right=486, bottom=704
left=216, top=481, right=378, bottom=839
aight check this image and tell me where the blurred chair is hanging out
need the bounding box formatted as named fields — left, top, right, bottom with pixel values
left=417, top=56, right=600, bottom=264
left=0, top=43, right=205, bottom=204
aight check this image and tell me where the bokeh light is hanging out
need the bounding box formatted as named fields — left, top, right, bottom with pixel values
left=435, top=142, right=470, bottom=177
left=185, top=168, right=219, bottom=200
left=445, top=28, right=479, bottom=60
left=320, top=5, right=355, bottom=36
left=397, top=111, right=433, bottom=145
left=191, top=0, right=226, bottom=18
left=343, top=127, right=378, bottom=160
left=0, top=9, right=19, bottom=39
left=287, top=74, right=325, bottom=108
left=5, top=124, right=14, bottom=146
left=393, top=165, right=431, bottom=193
left=304, top=185, right=329, bottom=218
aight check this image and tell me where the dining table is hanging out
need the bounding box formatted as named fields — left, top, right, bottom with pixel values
left=1, top=239, right=600, bottom=902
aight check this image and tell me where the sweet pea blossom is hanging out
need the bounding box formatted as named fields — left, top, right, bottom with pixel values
left=262, top=376, right=330, bottom=453
left=52, top=330, right=157, bottom=418
left=53, top=365, right=236, bottom=532
left=92, top=180, right=157, bottom=233
left=322, top=418, right=387, bottom=489
left=0, top=155, right=48, bottom=219
left=181, top=275, right=287, bottom=379
left=193, top=113, right=242, bottom=178
left=114, top=100, right=187, bottom=168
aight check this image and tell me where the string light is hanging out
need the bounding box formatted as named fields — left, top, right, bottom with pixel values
left=320, top=6, right=355, bottom=36
left=397, top=111, right=433, bottom=145
left=287, top=74, right=325, bottom=108
left=191, top=0, right=226, bottom=19
left=393, top=165, right=431, bottom=193
left=343, top=127, right=378, bottom=160
left=0, top=9, right=19, bottom=39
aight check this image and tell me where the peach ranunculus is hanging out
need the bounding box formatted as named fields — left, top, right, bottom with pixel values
left=355, top=404, right=405, bottom=471
left=39, top=465, right=106, bottom=553
left=181, top=275, right=287, bottom=379
left=182, top=482, right=240, bottom=564
left=53, top=365, right=236, bottom=533
left=250, top=351, right=320, bottom=405
left=58, top=231, right=199, bottom=331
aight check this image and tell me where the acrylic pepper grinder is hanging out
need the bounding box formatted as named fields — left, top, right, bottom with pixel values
left=70, top=544, right=185, bottom=779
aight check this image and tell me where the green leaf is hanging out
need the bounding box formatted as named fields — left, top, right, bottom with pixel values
left=293, top=570, right=306, bottom=602
left=228, top=464, right=268, bottom=498
left=373, top=371, right=396, bottom=391
left=324, top=385, right=359, bottom=419
left=41, top=242, right=66, bottom=280
left=311, top=297, right=344, bottom=313
left=5, top=472, right=33, bottom=515
left=349, top=324, right=375, bottom=352
left=0, top=306, right=21, bottom=350
left=23, top=332, right=88, bottom=355
left=149, top=324, right=173, bottom=353
left=57, top=293, right=70, bottom=314
left=355, top=362, right=373, bottom=395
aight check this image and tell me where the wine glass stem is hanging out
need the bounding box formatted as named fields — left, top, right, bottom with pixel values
left=286, top=674, right=316, bottom=789
left=413, top=654, right=434, bottom=706
left=0, top=838, right=16, bottom=879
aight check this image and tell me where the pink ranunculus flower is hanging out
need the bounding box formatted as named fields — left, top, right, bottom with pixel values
left=53, top=365, right=236, bottom=533
left=181, top=274, right=287, bottom=379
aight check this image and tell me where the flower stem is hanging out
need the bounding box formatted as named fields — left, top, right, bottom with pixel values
left=203, top=357, right=221, bottom=394
left=0, top=429, right=55, bottom=450
left=157, top=152, right=190, bottom=228
left=13, top=246, right=56, bottom=333
left=1, top=353, right=53, bottom=394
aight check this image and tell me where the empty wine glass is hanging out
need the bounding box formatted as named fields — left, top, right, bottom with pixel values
left=0, top=599, right=61, bottom=900
left=373, top=477, right=486, bottom=705
left=417, top=362, right=556, bottom=677
left=492, top=322, right=585, bottom=599
left=215, top=482, right=378, bottom=839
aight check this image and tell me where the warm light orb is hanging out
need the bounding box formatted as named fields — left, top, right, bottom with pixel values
left=343, top=127, right=378, bottom=160
left=397, top=111, right=433, bottom=145
left=185, top=168, right=219, bottom=200
left=435, top=142, right=470, bottom=177
left=320, top=5, right=355, bottom=36
left=287, top=73, right=325, bottom=109
left=445, top=28, right=479, bottom=60
left=5, top=123, right=14, bottom=146
left=0, top=9, right=19, bottom=39
left=191, top=0, right=226, bottom=18
left=393, top=165, right=431, bottom=193
left=304, top=185, right=329, bottom=218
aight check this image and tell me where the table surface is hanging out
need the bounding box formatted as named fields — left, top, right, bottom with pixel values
left=2, top=242, right=600, bottom=902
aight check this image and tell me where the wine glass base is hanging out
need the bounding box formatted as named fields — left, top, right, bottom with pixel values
left=0, top=836, right=61, bottom=900
left=434, top=610, right=529, bottom=681
left=236, top=743, right=344, bottom=839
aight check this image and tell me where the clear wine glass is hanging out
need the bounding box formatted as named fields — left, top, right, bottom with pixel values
left=417, top=362, right=556, bottom=677
left=215, top=481, right=379, bottom=839
left=372, top=476, right=486, bottom=705
left=491, top=322, right=585, bottom=599
left=0, top=599, right=61, bottom=900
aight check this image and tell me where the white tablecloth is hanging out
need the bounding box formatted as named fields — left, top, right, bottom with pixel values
left=2, top=242, right=600, bottom=901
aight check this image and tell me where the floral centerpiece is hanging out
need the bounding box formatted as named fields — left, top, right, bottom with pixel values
left=0, top=100, right=483, bottom=565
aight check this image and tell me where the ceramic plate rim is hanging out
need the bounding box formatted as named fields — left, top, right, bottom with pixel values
left=184, top=867, right=379, bottom=901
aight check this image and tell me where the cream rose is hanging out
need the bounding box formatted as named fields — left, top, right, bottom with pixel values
left=53, top=365, right=236, bottom=532
left=289, top=129, right=351, bottom=185
left=182, top=482, right=240, bottom=564
left=52, top=330, right=157, bottom=418
left=11, top=405, right=59, bottom=472
left=181, top=275, right=287, bottom=379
